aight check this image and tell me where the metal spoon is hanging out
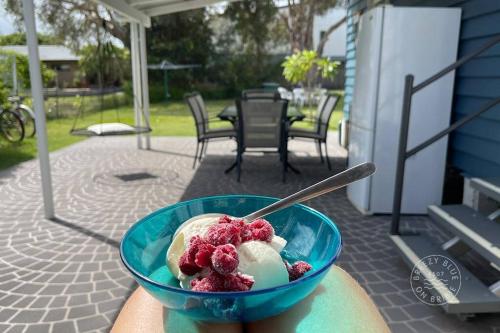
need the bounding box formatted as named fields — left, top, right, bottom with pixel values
left=242, top=162, right=376, bottom=223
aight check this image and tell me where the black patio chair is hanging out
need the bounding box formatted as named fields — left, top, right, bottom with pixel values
left=242, top=89, right=281, bottom=100
left=185, top=92, right=236, bottom=168
left=225, top=97, right=289, bottom=182
left=288, top=94, right=340, bottom=170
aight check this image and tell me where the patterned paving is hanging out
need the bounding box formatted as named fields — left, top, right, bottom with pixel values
left=0, top=135, right=499, bottom=332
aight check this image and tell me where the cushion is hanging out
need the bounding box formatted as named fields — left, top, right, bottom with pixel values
left=87, top=123, right=136, bottom=135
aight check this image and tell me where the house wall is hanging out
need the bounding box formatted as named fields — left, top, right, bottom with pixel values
left=313, top=8, right=348, bottom=59
left=45, top=61, right=79, bottom=88
left=345, top=0, right=500, bottom=178
left=343, top=0, right=363, bottom=118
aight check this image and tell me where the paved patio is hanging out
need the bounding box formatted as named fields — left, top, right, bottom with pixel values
left=0, top=135, right=499, bottom=333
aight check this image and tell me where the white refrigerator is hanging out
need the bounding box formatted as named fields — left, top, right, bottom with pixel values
left=347, top=5, right=461, bottom=214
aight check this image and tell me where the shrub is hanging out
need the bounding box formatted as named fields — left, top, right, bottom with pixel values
left=149, top=83, right=167, bottom=103
left=195, top=82, right=228, bottom=100
left=0, top=49, right=55, bottom=90
left=0, top=81, right=9, bottom=108
left=281, top=50, right=339, bottom=88
left=77, top=43, right=130, bottom=87
left=203, top=52, right=285, bottom=99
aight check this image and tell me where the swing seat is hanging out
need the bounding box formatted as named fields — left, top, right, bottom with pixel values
left=70, top=123, right=152, bottom=136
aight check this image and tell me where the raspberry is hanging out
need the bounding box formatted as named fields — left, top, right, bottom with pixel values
left=240, top=224, right=253, bottom=242
left=190, top=277, right=202, bottom=288
left=211, top=244, right=239, bottom=275
left=218, top=215, right=233, bottom=224
left=230, top=218, right=245, bottom=227
left=215, top=216, right=254, bottom=243
left=287, top=261, right=312, bottom=281
left=178, top=251, right=202, bottom=276
left=191, top=272, right=254, bottom=292
left=224, top=273, right=255, bottom=291
left=191, top=272, right=225, bottom=292
left=194, top=243, right=216, bottom=268
left=237, top=273, right=255, bottom=288
left=206, top=223, right=241, bottom=247
left=249, top=219, right=274, bottom=242
left=183, top=235, right=216, bottom=269
left=186, top=235, right=205, bottom=258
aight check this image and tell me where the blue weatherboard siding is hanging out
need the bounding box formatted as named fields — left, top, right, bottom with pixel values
left=343, top=0, right=365, bottom=118
left=345, top=0, right=500, bottom=177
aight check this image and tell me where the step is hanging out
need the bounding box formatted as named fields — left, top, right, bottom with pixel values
left=470, top=177, right=500, bottom=203
left=428, top=205, right=500, bottom=267
left=390, top=234, right=500, bottom=314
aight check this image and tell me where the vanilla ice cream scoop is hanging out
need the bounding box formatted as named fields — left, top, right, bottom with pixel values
left=166, top=214, right=222, bottom=279
left=237, top=240, right=289, bottom=290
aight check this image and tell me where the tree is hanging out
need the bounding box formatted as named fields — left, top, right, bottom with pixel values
left=143, top=9, right=215, bottom=98
left=0, top=32, right=62, bottom=46
left=2, top=0, right=128, bottom=48
left=77, top=43, right=130, bottom=87
left=145, top=10, right=213, bottom=66
left=278, top=0, right=345, bottom=55
left=225, top=1, right=278, bottom=64
left=0, top=49, right=56, bottom=89
left=281, top=50, right=339, bottom=89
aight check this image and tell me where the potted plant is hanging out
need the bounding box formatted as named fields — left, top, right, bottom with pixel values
left=281, top=50, right=339, bottom=107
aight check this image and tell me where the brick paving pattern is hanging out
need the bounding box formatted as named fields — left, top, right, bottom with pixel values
left=0, top=135, right=499, bottom=332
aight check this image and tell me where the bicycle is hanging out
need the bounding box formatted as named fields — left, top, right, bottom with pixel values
left=0, top=106, right=25, bottom=143
left=8, top=96, right=36, bottom=137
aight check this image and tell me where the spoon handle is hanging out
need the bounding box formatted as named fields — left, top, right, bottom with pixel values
left=242, top=162, right=376, bottom=223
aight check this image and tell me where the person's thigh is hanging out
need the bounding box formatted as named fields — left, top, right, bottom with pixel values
left=245, top=266, right=389, bottom=333
left=111, top=287, right=243, bottom=333
left=112, top=267, right=388, bottom=333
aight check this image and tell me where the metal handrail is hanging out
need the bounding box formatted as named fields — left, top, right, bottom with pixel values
left=391, top=35, right=500, bottom=235
left=406, top=97, right=500, bottom=158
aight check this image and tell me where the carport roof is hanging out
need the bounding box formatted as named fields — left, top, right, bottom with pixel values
left=0, top=45, right=80, bottom=62
left=98, top=0, right=238, bottom=27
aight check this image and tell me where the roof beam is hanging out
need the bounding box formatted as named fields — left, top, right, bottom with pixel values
left=128, top=0, right=167, bottom=7
left=98, top=0, right=151, bottom=27
left=143, top=0, right=238, bottom=17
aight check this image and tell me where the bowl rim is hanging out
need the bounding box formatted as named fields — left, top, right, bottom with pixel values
left=120, top=194, right=342, bottom=297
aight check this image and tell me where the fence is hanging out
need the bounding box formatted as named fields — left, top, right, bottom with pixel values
left=33, top=88, right=130, bottom=119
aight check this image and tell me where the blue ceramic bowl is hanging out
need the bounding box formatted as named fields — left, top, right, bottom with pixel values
left=120, top=195, right=342, bottom=322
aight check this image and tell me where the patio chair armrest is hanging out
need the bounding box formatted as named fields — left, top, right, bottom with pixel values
left=283, top=119, right=293, bottom=132
left=207, top=118, right=231, bottom=124
left=300, top=119, right=318, bottom=125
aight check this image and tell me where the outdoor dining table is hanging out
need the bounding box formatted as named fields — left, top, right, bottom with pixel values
left=217, top=104, right=305, bottom=124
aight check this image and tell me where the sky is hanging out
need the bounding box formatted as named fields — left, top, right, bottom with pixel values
left=0, top=1, right=49, bottom=36
left=0, top=6, right=17, bottom=35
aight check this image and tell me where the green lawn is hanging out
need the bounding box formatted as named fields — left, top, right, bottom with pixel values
left=0, top=94, right=344, bottom=171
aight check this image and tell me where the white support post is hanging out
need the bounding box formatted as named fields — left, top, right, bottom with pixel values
left=12, top=56, right=18, bottom=95
left=21, top=0, right=54, bottom=219
left=139, top=24, right=151, bottom=149
left=130, top=23, right=143, bottom=149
